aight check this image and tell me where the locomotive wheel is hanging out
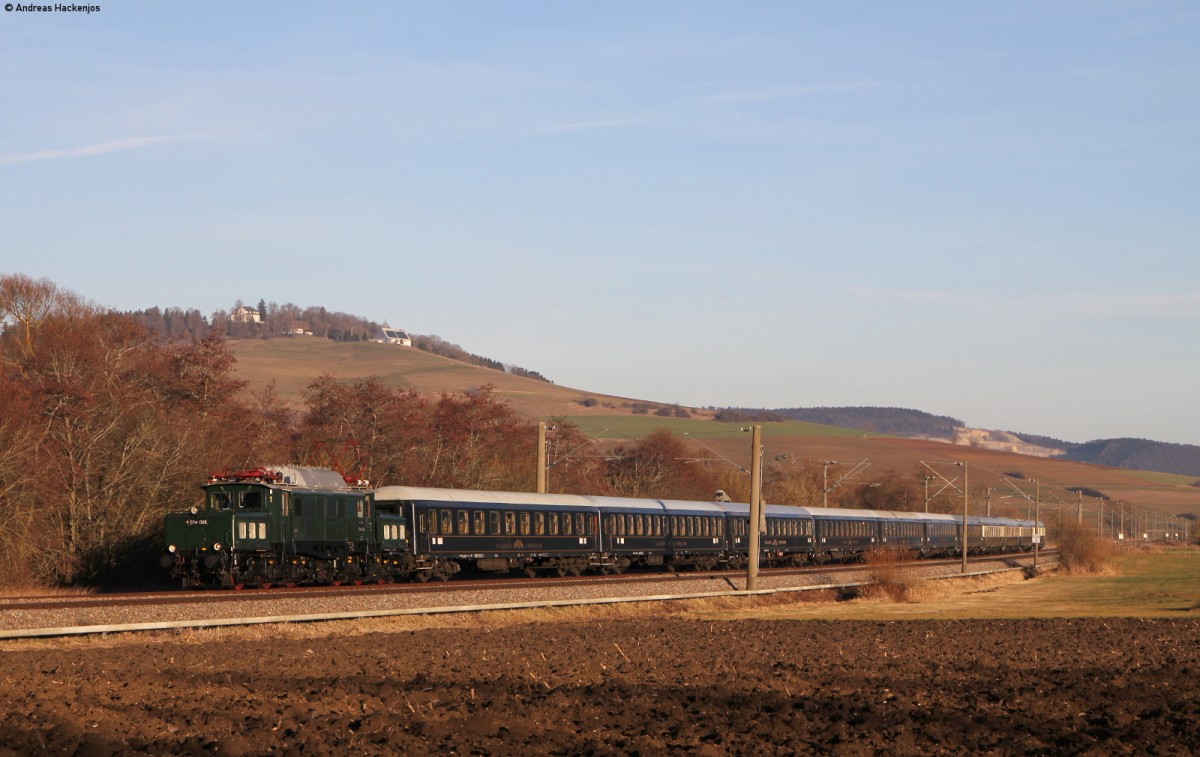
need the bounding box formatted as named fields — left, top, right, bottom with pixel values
left=417, top=572, right=431, bottom=583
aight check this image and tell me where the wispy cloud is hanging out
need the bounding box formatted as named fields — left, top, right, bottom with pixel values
left=0, top=134, right=214, bottom=167
left=689, top=80, right=881, bottom=106
left=1081, top=291, right=1200, bottom=320
left=852, top=285, right=1200, bottom=321
left=533, top=115, right=657, bottom=135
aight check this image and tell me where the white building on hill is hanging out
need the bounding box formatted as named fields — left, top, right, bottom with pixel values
left=229, top=305, right=261, bottom=323
left=374, top=326, right=412, bottom=346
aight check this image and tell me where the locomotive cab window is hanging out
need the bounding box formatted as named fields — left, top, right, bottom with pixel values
left=212, top=492, right=232, bottom=511
left=239, top=491, right=262, bottom=510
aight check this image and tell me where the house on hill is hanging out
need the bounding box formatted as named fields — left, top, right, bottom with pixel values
left=374, top=326, right=412, bottom=346
left=229, top=305, right=261, bottom=323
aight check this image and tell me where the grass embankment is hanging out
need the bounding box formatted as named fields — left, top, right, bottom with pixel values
left=698, top=547, right=1200, bottom=622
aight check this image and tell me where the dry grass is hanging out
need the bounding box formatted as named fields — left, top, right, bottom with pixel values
left=1057, top=523, right=1119, bottom=574
left=0, top=583, right=94, bottom=599
left=856, top=548, right=923, bottom=602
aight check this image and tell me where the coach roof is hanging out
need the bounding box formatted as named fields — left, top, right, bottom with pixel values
left=373, top=486, right=595, bottom=508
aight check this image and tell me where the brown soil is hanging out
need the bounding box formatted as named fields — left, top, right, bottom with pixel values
left=2, top=617, right=1197, bottom=755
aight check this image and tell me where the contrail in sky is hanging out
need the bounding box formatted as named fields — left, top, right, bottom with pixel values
left=0, top=134, right=212, bottom=166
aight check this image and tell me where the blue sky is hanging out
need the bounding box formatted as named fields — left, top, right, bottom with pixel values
left=2, top=2, right=1198, bottom=444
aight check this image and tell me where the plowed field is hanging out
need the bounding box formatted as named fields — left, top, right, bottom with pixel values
left=2, top=617, right=1197, bottom=755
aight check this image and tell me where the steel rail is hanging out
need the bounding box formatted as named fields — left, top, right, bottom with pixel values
left=0, top=562, right=1051, bottom=641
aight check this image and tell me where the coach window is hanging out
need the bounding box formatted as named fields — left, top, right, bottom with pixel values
left=559, top=513, right=571, bottom=535
left=473, top=510, right=484, bottom=535
left=440, top=510, right=453, bottom=535
left=504, top=512, right=515, bottom=535
left=418, top=510, right=427, bottom=533
left=653, top=517, right=662, bottom=536
left=549, top=513, right=560, bottom=535
left=519, top=512, right=531, bottom=536
left=633, top=516, right=642, bottom=536
left=489, top=511, right=500, bottom=535
left=534, top=512, right=545, bottom=535
left=457, top=511, right=469, bottom=535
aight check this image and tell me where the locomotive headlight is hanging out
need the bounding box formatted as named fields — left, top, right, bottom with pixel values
left=189, top=506, right=199, bottom=515
left=213, top=542, right=223, bottom=551
left=168, top=544, right=177, bottom=553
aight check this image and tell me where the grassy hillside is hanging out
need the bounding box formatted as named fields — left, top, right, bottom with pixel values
left=228, top=336, right=635, bottom=418
left=229, top=337, right=1200, bottom=516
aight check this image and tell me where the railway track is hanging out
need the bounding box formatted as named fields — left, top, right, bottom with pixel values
left=0, top=551, right=1055, bottom=641
left=0, top=550, right=1054, bottom=613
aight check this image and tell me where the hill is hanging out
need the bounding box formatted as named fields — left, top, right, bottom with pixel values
left=728, top=406, right=1200, bottom=479
left=731, top=406, right=963, bottom=438
left=227, top=338, right=1200, bottom=516
left=227, top=336, right=636, bottom=419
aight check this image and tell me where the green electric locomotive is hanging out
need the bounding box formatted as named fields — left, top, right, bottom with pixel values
left=162, top=466, right=413, bottom=588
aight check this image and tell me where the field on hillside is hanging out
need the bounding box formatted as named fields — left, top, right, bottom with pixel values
left=229, top=338, right=1200, bottom=515
left=228, top=337, right=629, bottom=417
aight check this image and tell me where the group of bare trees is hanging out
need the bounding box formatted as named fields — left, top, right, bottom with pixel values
left=0, top=276, right=290, bottom=586
left=0, top=274, right=981, bottom=588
